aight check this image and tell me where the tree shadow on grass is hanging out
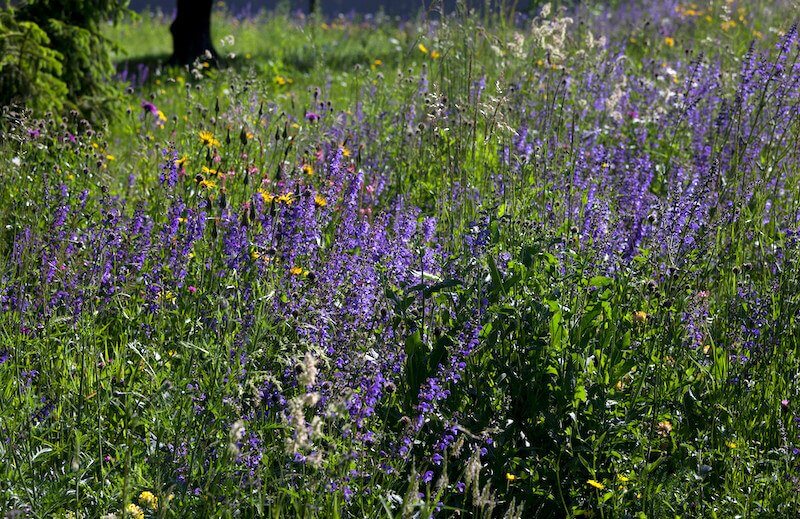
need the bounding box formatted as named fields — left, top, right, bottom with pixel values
left=115, top=53, right=253, bottom=87
left=114, top=48, right=399, bottom=89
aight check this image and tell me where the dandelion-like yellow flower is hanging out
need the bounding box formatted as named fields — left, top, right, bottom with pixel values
left=431, top=50, right=441, bottom=59
left=125, top=503, right=145, bottom=519
left=199, top=179, right=217, bottom=189
left=199, top=130, right=220, bottom=147
left=302, top=163, right=314, bottom=175
left=418, top=43, right=429, bottom=54
left=260, top=190, right=275, bottom=203
left=341, top=146, right=351, bottom=158
left=201, top=165, right=219, bottom=176
left=587, top=479, right=605, bottom=490
left=314, top=194, right=327, bottom=207
left=633, top=311, right=648, bottom=323
left=138, top=490, right=158, bottom=510
left=157, top=110, right=167, bottom=122
left=617, top=474, right=630, bottom=483
left=664, top=36, right=675, bottom=47
left=276, top=193, right=294, bottom=205
left=726, top=440, right=738, bottom=449
left=290, top=266, right=305, bottom=276
left=505, top=473, right=517, bottom=481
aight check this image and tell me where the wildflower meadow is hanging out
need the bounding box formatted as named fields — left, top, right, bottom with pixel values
left=2, top=1, right=800, bottom=517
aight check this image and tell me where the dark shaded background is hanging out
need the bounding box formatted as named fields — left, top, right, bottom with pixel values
left=128, top=0, right=536, bottom=17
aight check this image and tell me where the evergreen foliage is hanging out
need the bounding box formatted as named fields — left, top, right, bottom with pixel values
left=0, top=0, right=129, bottom=119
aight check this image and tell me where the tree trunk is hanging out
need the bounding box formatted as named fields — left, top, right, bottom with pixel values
left=169, top=0, right=217, bottom=66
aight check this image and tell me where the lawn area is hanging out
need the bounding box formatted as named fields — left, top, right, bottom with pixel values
left=2, top=1, right=800, bottom=517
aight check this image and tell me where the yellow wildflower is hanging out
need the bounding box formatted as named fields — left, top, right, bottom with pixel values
left=176, top=156, right=188, bottom=168
left=201, top=165, right=219, bottom=176
left=106, top=154, right=116, bottom=161
left=157, top=110, right=167, bottom=122
left=633, top=311, right=648, bottom=323
left=587, top=479, right=605, bottom=490
left=341, top=146, right=351, bottom=158
left=505, top=473, right=517, bottom=481
left=617, top=474, right=630, bottom=482
left=139, top=490, right=158, bottom=510
left=276, top=193, right=294, bottom=205
left=656, top=420, right=672, bottom=437
left=664, top=36, right=675, bottom=47
left=274, top=75, right=293, bottom=86
left=259, top=190, right=275, bottom=203
left=199, top=130, right=220, bottom=147
left=290, top=266, right=305, bottom=276
left=418, top=43, right=429, bottom=54
left=302, top=163, right=314, bottom=175
left=431, top=50, right=441, bottom=59
left=373, top=59, right=383, bottom=66
left=726, top=440, right=738, bottom=449
left=125, top=503, right=144, bottom=519
left=199, top=179, right=217, bottom=189
left=314, top=194, right=327, bottom=207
